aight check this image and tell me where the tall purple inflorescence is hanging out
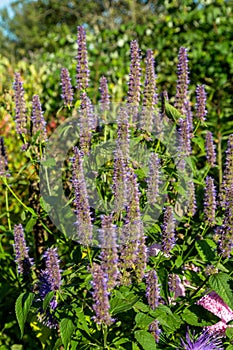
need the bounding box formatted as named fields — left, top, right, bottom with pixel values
left=112, top=149, right=128, bottom=213
left=99, top=76, right=110, bottom=112
left=168, top=274, right=185, bottom=299
left=13, top=72, right=27, bottom=135
left=13, top=224, right=33, bottom=275
left=117, top=107, right=130, bottom=161
left=71, top=146, right=93, bottom=245
left=219, top=134, right=233, bottom=208
left=78, top=91, right=95, bottom=154
left=162, top=206, right=176, bottom=255
left=127, top=40, right=141, bottom=122
left=204, top=176, right=216, bottom=226
left=60, top=68, right=74, bottom=106
left=31, top=95, right=47, bottom=142
left=205, top=131, right=216, bottom=167
left=99, top=215, right=119, bottom=291
left=196, top=84, right=207, bottom=122
left=146, top=270, right=161, bottom=342
left=140, top=49, right=158, bottom=132
left=181, top=330, right=223, bottom=350
left=175, top=47, right=189, bottom=115
left=0, top=137, right=9, bottom=177
left=147, top=153, right=160, bottom=205
left=90, top=263, right=114, bottom=326
left=187, top=180, right=196, bottom=217
left=218, top=185, right=233, bottom=258
left=76, top=26, right=89, bottom=90
left=43, top=248, right=61, bottom=292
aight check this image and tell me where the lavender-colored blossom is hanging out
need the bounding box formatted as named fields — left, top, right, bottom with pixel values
left=140, top=49, right=158, bottom=132
left=147, top=153, right=160, bottom=205
left=112, top=149, right=128, bottom=213
left=60, top=68, right=74, bottom=106
left=31, top=95, right=47, bottom=142
left=13, top=72, right=27, bottom=135
left=13, top=224, right=33, bottom=275
left=168, top=274, right=185, bottom=299
left=187, top=180, right=196, bottom=217
left=205, top=131, right=216, bottom=167
left=150, top=320, right=161, bottom=343
left=76, top=26, right=89, bottom=90
left=219, top=134, right=233, bottom=208
left=90, top=263, right=114, bottom=326
left=174, top=47, right=189, bottom=115
left=196, top=84, right=207, bottom=122
left=127, top=40, right=141, bottom=122
left=178, top=117, right=192, bottom=157
left=43, top=248, right=61, bottom=291
left=204, top=176, right=216, bottom=226
left=184, top=99, right=193, bottom=137
left=78, top=92, right=95, bottom=154
left=181, top=330, right=224, bottom=350
left=99, top=76, right=110, bottom=112
left=0, top=137, right=9, bottom=177
left=218, top=185, right=233, bottom=258
left=146, top=269, right=160, bottom=310
left=117, top=107, right=130, bottom=161
left=99, top=215, right=119, bottom=291
left=71, top=146, right=93, bottom=245
left=162, top=206, right=176, bottom=255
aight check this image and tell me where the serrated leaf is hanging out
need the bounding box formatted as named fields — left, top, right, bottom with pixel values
left=182, top=307, right=213, bottom=326
left=195, top=239, right=216, bottom=262
left=15, top=292, right=34, bottom=338
left=134, top=330, right=157, bottom=350
left=60, top=318, right=75, bottom=350
left=165, top=102, right=185, bottom=123
left=110, top=292, right=139, bottom=315
left=209, top=272, right=233, bottom=310
left=150, top=305, right=182, bottom=333
left=135, top=313, right=154, bottom=329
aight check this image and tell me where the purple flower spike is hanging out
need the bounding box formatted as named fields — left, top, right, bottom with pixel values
left=168, top=274, right=185, bottom=299
left=219, top=134, right=233, bottom=208
left=162, top=206, right=176, bottom=255
left=147, top=153, right=160, bottom=205
left=127, top=40, right=141, bottom=122
left=204, top=176, right=216, bottom=226
left=149, top=320, right=161, bottom=343
left=0, top=137, right=9, bottom=177
left=181, top=330, right=223, bottom=350
left=78, top=92, right=95, bottom=154
left=205, top=131, right=216, bottom=167
left=31, top=95, right=47, bottom=142
left=13, top=72, right=27, bottom=135
left=90, top=263, right=114, bottom=326
left=140, top=49, right=158, bottom=132
left=99, top=76, right=110, bottom=112
left=117, top=107, right=130, bottom=161
left=60, top=68, right=74, bottom=106
left=146, top=270, right=160, bottom=310
left=76, top=26, right=89, bottom=90
left=218, top=185, right=233, bottom=258
left=175, top=47, right=189, bottom=115
left=13, top=224, right=33, bottom=275
left=187, top=180, right=196, bottom=217
left=43, top=248, right=61, bottom=292
left=99, top=215, right=119, bottom=291
left=112, top=149, right=128, bottom=213
left=196, top=84, right=207, bottom=122
left=71, top=146, right=93, bottom=245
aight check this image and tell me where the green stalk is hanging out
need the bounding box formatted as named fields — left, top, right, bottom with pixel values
left=5, top=186, right=11, bottom=231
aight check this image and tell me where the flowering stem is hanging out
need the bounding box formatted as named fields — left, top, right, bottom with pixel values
left=217, top=130, right=222, bottom=187
left=102, top=324, right=108, bottom=348
left=5, top=185, right=11, bottom=231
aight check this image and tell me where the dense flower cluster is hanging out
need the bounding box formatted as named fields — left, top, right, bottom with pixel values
left=60, top=67, right=74, bottom=106
left=31, top=95, right=47, bottom=142
left=0, top=137, right=9, bottom=177
left=196, top=84, right=207, bottom=122
left=204, top=176, right=216, bottom=226
left=76, top=25, right=89, bottom=90
left=99, top=76, right=110, bottom=112
left=13, top=224, right=33, bottom=275
left=13, top=72, right=27, bottom=135
left=205, top=131, right=216, bottom=167
left=175, top=47, right=189, bottom=115
left=147, top=153, right=160, bottom=205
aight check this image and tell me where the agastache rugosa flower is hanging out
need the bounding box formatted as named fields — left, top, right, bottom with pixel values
left=76, top=25, right=89, bottom=90
left=197, top=291, right=233, bottom=336
left=0, top=137, right=9, bottom=177
left=218, top=185, right=233, bottom=258
left=71, top=146, right=93, bottom=245
left=178, top=117, right=192, bottom=157
left=31, top=95, right=47, bottom=142
left=204, top=176, right=216, bottom=226
left=117, top=107, right=130, bottom=161
left=168, top=274, right=185, bottom=299
left=196, top=84, right=207, bottom=122
left=219, top=134, right=233, bottom=208
left=13, top=72, right=27, bottom=135
left=181, top=330, right=224, bottom=349
left=187, top=180, right=196, bottom=217
left=149, top=320, right=161, bottom=343
left=146, top=269, right=160, bottom=310
left=112, top=149, right=128, bottom=213
left=13, top=224, right=33, bottom=275
left=140, top=49, right=158, bottom=132
left=99, top=76, right=110, bottom=112
left=162, top=206, right=176, bottom=255
left=78, top=91, right=95, bottom=154
left=127, top=40, right=141, bottom=122
left=175, top=47, right=189, bottom=115
left=147, top=153, right=160, bottom=205
left=205, top=131, right=216, bottom=167
left=90, top=263, right=114, bottom=326
left=99, top=215, right=119, bottom=291
left=60, top=68, right=74, bottom=106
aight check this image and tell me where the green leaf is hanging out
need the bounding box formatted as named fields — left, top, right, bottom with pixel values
left=135, top=313, right=154, bottom=329
left=150, top=305, right=182, bottom=333
left=110, top=291, right=139, bottom=315
left=25, top=216, right=37, bottom=233
left=43, top=291, right=54, bottom=311
left=165, top=102, right=185, bottom=123
left=134, top=330, right=157, bottom=350
left=182, top=307, right=213, bottom=326
left=195, top=239, right=216, bottom=262
left=209, top=272, right=233, bottom=310
left=60, top=318, right=75, bottom=350
left=15, top=292, right=34, bottom=338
